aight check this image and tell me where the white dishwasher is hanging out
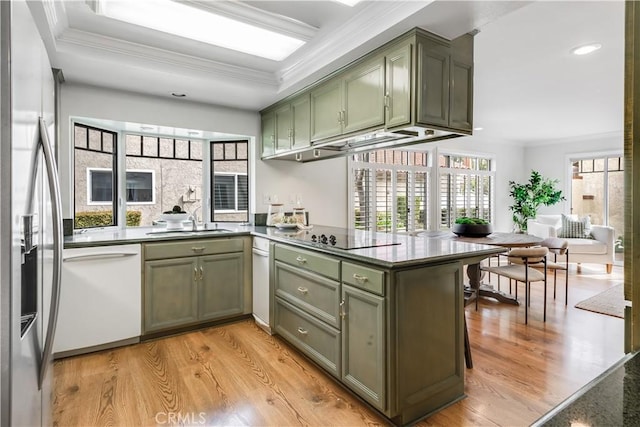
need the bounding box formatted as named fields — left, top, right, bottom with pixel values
left=54, top=244, right=142, bottom=356
left=252, top=236, right=271, bottom=333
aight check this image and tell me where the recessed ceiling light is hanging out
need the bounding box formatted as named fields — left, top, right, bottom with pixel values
left=171, top=92, right=186, bottom=98
left=98, top=0, right=306, bottom=61
left=571, top=43, right=602, bottom=56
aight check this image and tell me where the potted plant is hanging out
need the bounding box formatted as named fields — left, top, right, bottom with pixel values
left=452, top=216, right=493, bottom=237
left=508, top=170, right=564, bottom=233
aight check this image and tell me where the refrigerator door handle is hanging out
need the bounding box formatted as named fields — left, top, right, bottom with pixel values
left=37, top=117, right=63, bottom=390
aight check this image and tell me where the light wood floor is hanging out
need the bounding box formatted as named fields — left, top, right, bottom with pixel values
left=53, top=264, right=624, bottom=426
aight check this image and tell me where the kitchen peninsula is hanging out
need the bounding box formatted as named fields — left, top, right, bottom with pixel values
left=64, top=225, right=504, bottom=425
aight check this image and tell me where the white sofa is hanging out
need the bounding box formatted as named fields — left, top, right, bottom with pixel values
left=527, top=214, right=615, bottom=273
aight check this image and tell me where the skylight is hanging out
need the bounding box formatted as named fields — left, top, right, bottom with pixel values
left=97, top=0, right=306, bottom=61
left=334, top=0, right=363, bottom=6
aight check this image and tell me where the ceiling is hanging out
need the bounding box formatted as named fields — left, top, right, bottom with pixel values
left=30, top=0, right=624, bottom=146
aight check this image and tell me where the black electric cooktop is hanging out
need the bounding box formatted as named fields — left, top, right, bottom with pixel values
left=278, top=225, right=401, bottom=250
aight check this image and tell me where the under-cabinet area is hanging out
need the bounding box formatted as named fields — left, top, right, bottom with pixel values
left=142, top=237, right=252, bottom=335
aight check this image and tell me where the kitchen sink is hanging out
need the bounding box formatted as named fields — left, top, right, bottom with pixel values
left=146, top=229, right=232, bottom=237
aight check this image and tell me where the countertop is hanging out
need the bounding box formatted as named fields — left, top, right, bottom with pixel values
left=533, top=351, right=640, bottom=426
left=64, top=224, right=506, bottom=269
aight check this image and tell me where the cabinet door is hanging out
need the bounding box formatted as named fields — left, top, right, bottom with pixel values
left=261, top=110, right=276, bottom=157
left=275, top=103, right=292, bottom=152
left=385, top=44, right=412, bottom=129
left=416, top=38, right=449, bottom=128
left=291, top=94, right=311, bottom=150
left=449, top=59, right=473, bottom=132
left=310, top=78, right=342, bottom=141
left=449, top=34, right=474, bottom=132
left=342, top=284, right=386, bottom=411
left=198, top=252, right=244, bottom=321
left=144, top=257, right=198, bottom=332
left=342, top=56, right=385, bottom=134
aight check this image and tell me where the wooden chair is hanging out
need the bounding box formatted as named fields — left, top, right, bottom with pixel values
left=535, top=238, right=570, bottom=305
left=481, top=247, right=549, bottom=324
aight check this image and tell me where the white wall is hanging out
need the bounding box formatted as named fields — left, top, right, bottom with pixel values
left=59, top=83, right=347, bottom=226
left=523, top=131, right=623, bottom=215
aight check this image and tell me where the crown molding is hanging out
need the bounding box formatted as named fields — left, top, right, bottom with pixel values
left=56, top=28, right=278, bottom=86
left=276, top=0, right=433, bottom=93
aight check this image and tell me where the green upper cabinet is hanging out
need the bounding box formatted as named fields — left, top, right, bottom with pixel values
left=385, top=43, right=412, bottom=129
left=261, top=110, right=275, bottom=157
left=275, top=103, right=293, bottom=153
left=262, top=94, right=311, bottom=157
left=416, top=32, right=474, bottom=133
left=311, top=56, right=385, bottom=142
left=291, top=94, right=311, bottom=150
left=449, top=34, right=474, bottom=132
left=416, top=37, right=450, bottom=128
left=310, top=77, right=343, bottom=141
left=260, top=27, right=474, bottom=161
left=342, top=56, right=385, bottom=134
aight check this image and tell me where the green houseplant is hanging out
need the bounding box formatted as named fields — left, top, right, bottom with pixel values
left=508, top=170, right=564, bottom=233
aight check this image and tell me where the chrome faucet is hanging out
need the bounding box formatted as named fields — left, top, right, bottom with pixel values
left=189, top=214, right=198, bottom=231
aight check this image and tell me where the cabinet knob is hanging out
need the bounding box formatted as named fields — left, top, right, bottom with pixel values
left=295, top=256, right=307, bottom=264
left=297, top=327, right=308, bottom=336
left=297, top=286, right=309, bottom=294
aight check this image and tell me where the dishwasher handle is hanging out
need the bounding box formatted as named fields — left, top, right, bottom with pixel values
left=63, top=252, right=139, bottom=262
left=252, top=248, right=269, bottom=257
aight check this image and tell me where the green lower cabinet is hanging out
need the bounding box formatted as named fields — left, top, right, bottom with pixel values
left=144, top=257, right=199, bottom=332
left=199, top=252, right=244, bottom=321
left=143, top=238, right=247, bottom=335
left=341, top=284, right=386, bottom=411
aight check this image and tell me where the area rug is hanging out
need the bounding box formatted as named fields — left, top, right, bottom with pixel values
left=575, top=284, right=624, bottom=319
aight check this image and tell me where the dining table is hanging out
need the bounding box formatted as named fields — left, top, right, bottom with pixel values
left=421, top=231, right=544, bottom=305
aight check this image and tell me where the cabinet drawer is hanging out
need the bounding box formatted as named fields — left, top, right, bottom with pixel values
left=144, top=238, right=244, bottom=260
left=274, top=261, right=340, bottom=328
left=274, top=244, right=340, bottom=281
left=342, top=262, right=385, bottom=296
left=275, top=298, right=340, bottom=378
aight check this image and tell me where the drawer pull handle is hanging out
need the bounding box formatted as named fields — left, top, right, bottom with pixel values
left=191, top=246, right=205, bottom=253
left=193, top=267, right=198, bottom=281
left=199, top=266, right=204, bottom=280
left=295, top=256, right=307, bottom=264
left=339, top=300, right=347, bottom=319
left=297, top=327, right=308, bottom=336
left=297, top=286, right=309, bottom=294
left=353, top=273, right=368, bottom=283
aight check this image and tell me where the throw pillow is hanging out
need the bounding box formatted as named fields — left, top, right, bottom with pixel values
left=558, top=214, right=591, bottom=238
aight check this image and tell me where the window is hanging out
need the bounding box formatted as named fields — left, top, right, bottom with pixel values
left=211, top=141, right=249, bottom=222
left=570, top=154, right=624, bottom=263
left=439, top=154, right=494, bottom=228
left=74, top=123, right=117, bottom=228
left=87, top=168, right=154, bottom=204
left=213, top=173, right=248, bottom=211
left=349, top=150, right=429, bottom=233
left=124, top=134, right=203, bottom=226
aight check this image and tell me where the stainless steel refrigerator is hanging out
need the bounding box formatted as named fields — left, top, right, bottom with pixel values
left=0, top=0, right=63, bottom=425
